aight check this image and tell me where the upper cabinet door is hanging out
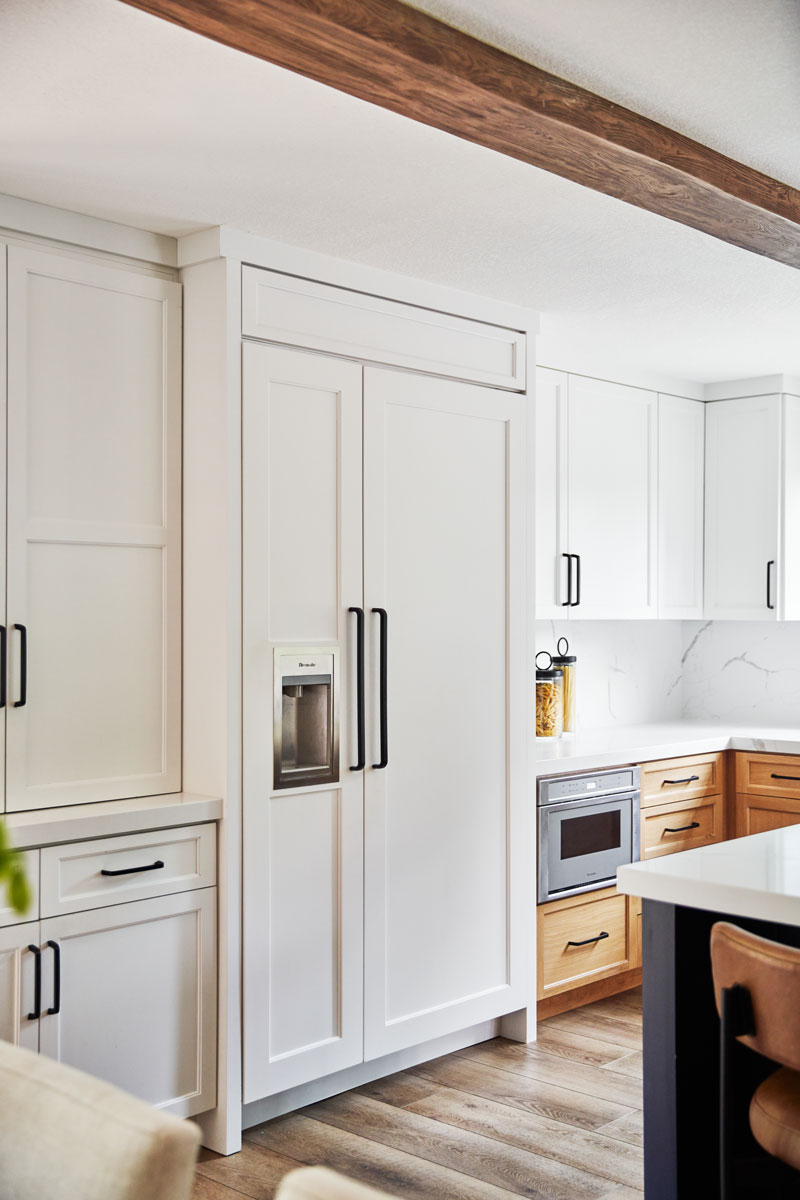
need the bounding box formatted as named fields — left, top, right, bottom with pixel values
left=704, top=395, right=780, bottom=621
left=5, top=249, right=182, bottom=810
left=535, top=368, right=569, bottom=618
left=567, top=377, right=658, bottom=619
left=658, top=397, right=705, bottom=618
left=362, top=367, right=527, bottom=1058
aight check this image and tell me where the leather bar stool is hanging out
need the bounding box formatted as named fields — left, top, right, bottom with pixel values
left=711, top=921, right=800, bottom=1197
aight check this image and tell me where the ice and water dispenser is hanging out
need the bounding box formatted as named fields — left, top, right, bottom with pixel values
left=273, top=648, right=339, bottom=790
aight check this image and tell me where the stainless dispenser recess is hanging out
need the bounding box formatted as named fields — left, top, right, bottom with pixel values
left=273, top=647, right=339, bottom=790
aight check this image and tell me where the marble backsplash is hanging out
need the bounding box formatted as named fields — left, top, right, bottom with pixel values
left=535, top=618, right=800, bottom=729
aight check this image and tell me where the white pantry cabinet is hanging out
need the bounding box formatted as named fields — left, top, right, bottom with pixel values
left=704, top=393, right=800, bottom=620
left=535, top=369, right=657, bottom=619
left=242, top=341, right=527, bottom=1098
left=3, top=245, right=182, bottom=811
left=658, top=396, right=705, bottom=618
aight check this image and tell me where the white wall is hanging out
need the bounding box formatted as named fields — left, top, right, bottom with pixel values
left=681, top=621, right=800, bottom=724
left=536, top=618, right=800, bottom=730
left=535, top=620, right=684, bottom=730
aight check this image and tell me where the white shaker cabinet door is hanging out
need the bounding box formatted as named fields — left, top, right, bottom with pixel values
left=5, top=248, right=182, bottom=810
left=241, top=343, right=364, bottom=1101
left=705, top=396, right=781, bottom=621
left=38, top=890, right=217, bottom=1118
left=658, top=396, right=705, bottom=618
left=566, top=377, right=658, bottom=619
left=362, top=367, right=527, bottom=1059
left=535, top=368, right=570, bottom=618
left=0, top=923, right=40, bottom=1053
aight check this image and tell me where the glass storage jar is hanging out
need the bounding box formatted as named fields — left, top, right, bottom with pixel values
left=535, top=652, right=564, bottom=739
left=552, top=637, right=577, bottom=733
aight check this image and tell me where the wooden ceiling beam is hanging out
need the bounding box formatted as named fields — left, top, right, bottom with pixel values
left=121, top=0, right=800, bottom=268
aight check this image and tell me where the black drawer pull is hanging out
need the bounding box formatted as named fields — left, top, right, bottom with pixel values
left=46, top=940, right=61, bottom=1016
left=567, top=931, right=609, bottom=948
left=14, top=624, right=27, bottom=708
left=770, top=774, right=800, bottom=782
left=100, top=859, right=164, bottom=877
left=664, top=821, right=701, bottom=833
left=27, top=944, right=41, bottom=1021
left=663, top=775, right=700, bottom=785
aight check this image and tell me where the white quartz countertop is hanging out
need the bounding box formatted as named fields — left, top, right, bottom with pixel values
left=535, top=721, right=800, bottom=777
left=617, top=825, right=800, bottom=927
left=6, top=792, right=223, bottom=849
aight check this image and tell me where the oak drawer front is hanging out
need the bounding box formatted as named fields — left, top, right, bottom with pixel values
left=40, top=825, right=216, bottom=918
left=540, top=889, right=630, bottom=995
left=0, top=850, right=39, bottom=927
left=736, top=753, right=800, bottom=800
left=642, top=794, right=723, bottom=859
left=736, top=793, right=800, bottom=838
left=642, top=753, right=724, bottom=808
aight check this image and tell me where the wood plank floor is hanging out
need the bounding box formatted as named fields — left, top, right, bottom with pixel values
left=195, top=987, right=643, bottom=1199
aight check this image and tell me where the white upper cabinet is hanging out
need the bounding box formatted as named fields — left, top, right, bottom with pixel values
left=705, top=393, right=800, bottom=621
left=535, top=370, right=657, bottom=620
left=5, top=248, right=182, bottom=810
left=658, top=396, right=705, bottom=618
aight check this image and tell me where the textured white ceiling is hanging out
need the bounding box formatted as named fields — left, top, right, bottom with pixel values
left=0, top=0, right=799, bottom=386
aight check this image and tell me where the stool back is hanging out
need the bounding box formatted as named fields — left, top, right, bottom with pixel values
left=711, top=921, right=800, bottom=1071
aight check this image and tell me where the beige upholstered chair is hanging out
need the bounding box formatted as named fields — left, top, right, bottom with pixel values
left=0, top=1040, right=200, bottom=1200
left=276, top=1166, right=399, bottom=1200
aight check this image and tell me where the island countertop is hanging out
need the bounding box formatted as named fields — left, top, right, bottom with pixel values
left=617, top=824, right=800, bottom=927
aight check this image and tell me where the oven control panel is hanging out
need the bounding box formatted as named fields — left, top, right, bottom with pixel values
left=538, top=765, right=640, bottom=805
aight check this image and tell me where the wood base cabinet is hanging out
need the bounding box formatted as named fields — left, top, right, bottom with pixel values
left=735, top=752, right=800, bottom=836
left=536, top=887, right=639, bottom=1001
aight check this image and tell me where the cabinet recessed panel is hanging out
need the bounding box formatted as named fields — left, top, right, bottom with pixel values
left=25, top=274, right=165, bottom=527
left=268, top=789, right=341, bottom=1059
left=13, top=543, right=164, bottom=797
left=0, top=926, right=39, bottom=1052
left=266, top=378, right=341, bottom=643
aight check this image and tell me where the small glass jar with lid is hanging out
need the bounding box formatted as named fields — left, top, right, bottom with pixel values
left=535, top=651, right=564, bottom=738
left=552, top=637, right=577, bottom=733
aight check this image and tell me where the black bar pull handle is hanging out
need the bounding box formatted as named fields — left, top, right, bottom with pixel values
left=100, top=860, right=164, bottom=877
left=663, top=775, right=700, bottom=785
left=349, top=607, right=365, bottom=771
left=0, top=625, right=6, bottom=709
left=561, top=553, right=572, bottom=607
left=571, top=554, right=581, bottom=607
left=27, top=944, right=41, bottom=1021
left=567, top=931, right=609, bottom=947
left=767, top=560, right=775, bottom=610
left=13, top=624, right=26, bottom=707
left=771, top=773, right=800, bottom=782
left=372, top=608, right=388, bottom=770
left=46, top=940, right=61, bottom=1016
left=664, top=821, right=701, bottom=833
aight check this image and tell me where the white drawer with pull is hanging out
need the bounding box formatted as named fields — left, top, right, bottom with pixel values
left=40, top=825, right=216, bottom=918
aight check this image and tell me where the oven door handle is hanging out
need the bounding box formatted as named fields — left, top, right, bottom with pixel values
left=539, top=792, right=639, bottom=814
left=567, top=931, right=609, bottom=947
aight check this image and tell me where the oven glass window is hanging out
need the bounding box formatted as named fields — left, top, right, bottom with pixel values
left=561, top=809, right=621, bottom=859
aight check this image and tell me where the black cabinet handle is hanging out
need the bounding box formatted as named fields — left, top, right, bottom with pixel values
left=567, top=931, right=609, bottom=947
left=663, top=775, right=700, bottom=785
left=46, top=940, right=60, bottom=1016
left=572, top=554, right=581, bottom=607
left=664, top=821, right=701, bottom=833
left=771, top=774, right=800, bottom=782
left=13, top=624, right=26, bottom=707
left=348, top=607, right=365, bottom=771
left=372, top=608, right=388, bottom=769
left=0, top=625, right=6, bottom=709
left=561, top=553, right=572, bottom=607
left=767, top=560, right=775, bottom=610
left=100, top=859, right=164, bottom=877
left=27, top=944, right=41, bottom=1021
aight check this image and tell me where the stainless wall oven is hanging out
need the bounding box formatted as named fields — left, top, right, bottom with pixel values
left=537, top=766, right=641, bottom=904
